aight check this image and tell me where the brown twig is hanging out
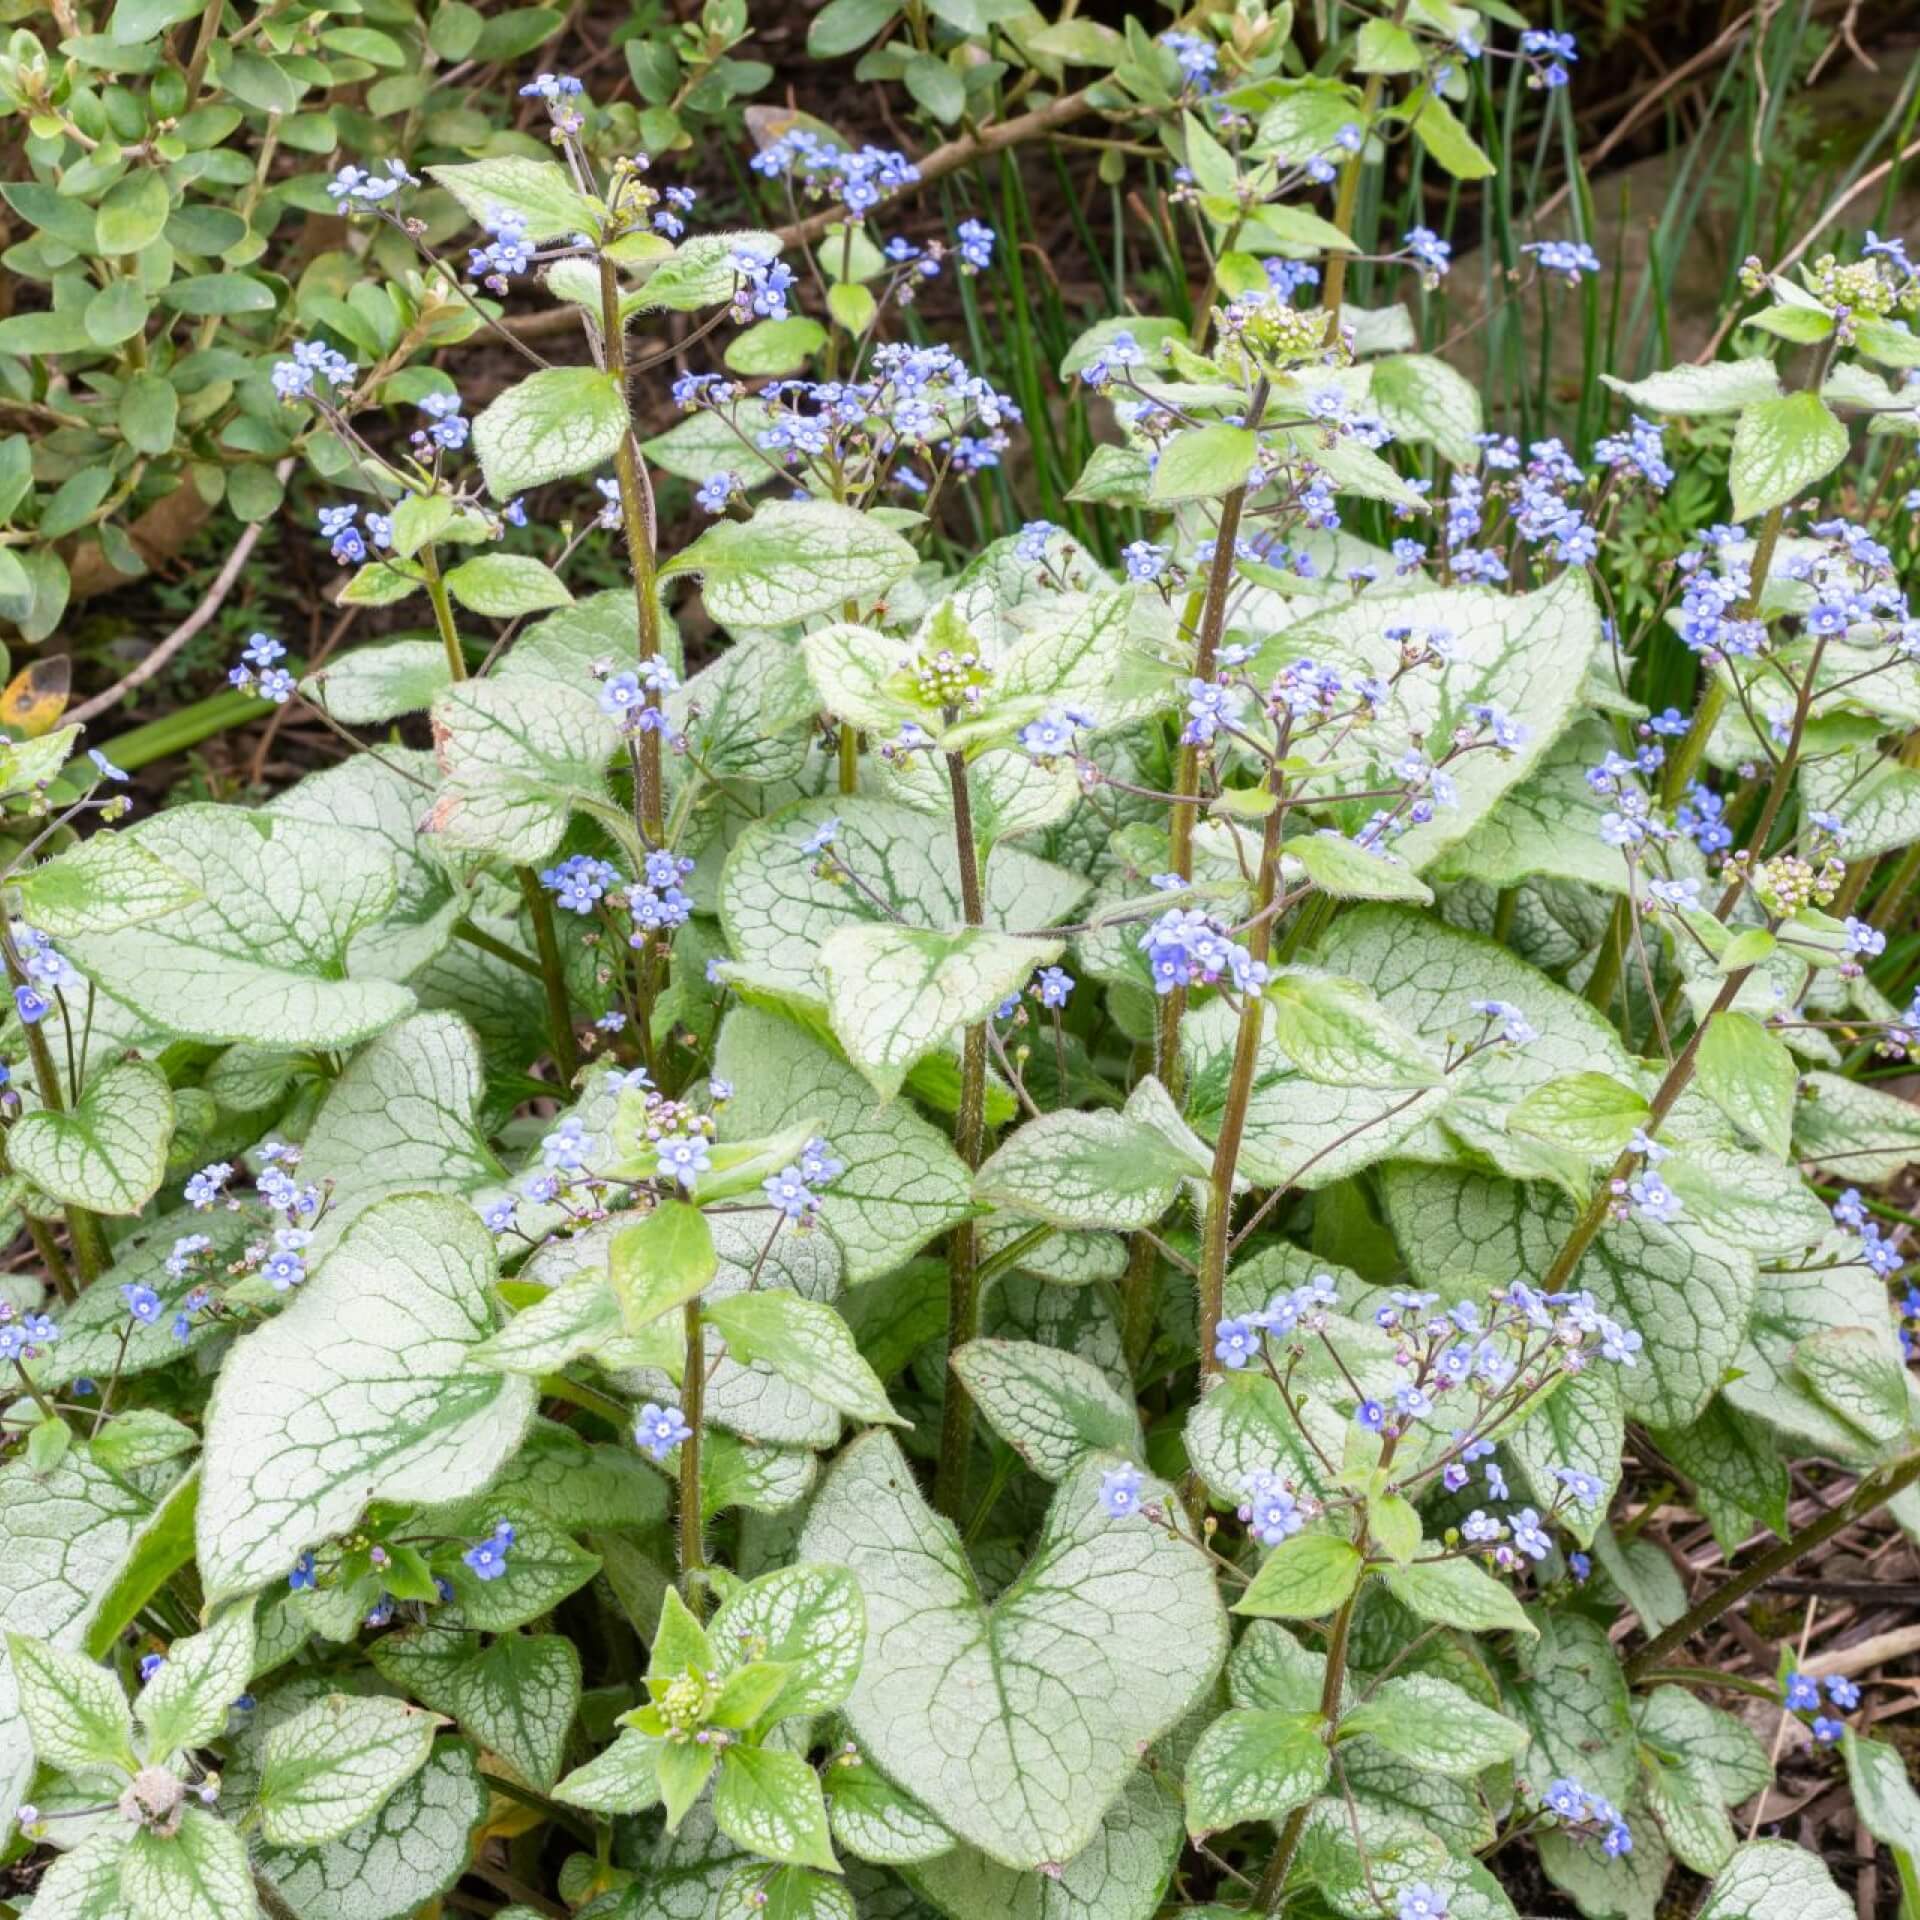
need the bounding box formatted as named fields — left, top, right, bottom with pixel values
left=67, top=461, right=294, bottom=728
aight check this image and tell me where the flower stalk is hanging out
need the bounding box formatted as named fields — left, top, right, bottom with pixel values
left=935, top=749, right=990, bottom=1521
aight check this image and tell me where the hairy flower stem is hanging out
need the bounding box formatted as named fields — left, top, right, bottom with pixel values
left=1625, top=1447, right=1920, bottom=1680
left=599, top=257, right=674, bottom=1075
left=935, top=750, right=990, bottom=1521
left=1153, top=378, right=1271, bottom=1096
left=1537, top=967, right=1748, bottom=1294
left=515, top=868, right=582, bottom=1088
left=597, top=257, right=666, bottom=848
left=1589, top=500, right=1793, bottom=1020
left=1129, top=383, right=1273, bottom=1369
left=678, top=1296, right=709, bottom=1618
left=1318, top=0, right=1408, bottom=316
left=1195, top=801, right=1287, bottom=1377
left=1254, top=1512, right=1371, bottom=1910
left=418, top=542, right=468, bottom=685
left=1120, top=1231, right=1159, bottom=1376
left=23, top=1219, right=72, bottom=1304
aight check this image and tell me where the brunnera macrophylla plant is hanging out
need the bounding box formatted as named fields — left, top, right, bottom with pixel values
left=0, top=10, right=1917, bottom=1920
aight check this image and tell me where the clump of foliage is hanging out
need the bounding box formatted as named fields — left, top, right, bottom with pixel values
left=0, top=4, right=1913, bottom=1920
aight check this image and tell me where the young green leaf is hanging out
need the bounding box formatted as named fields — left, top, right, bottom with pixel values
left=1264, top=970, right=1445, bottom=1090
left=6, top=1632, right=135, bottom=1775
left=820, top=924, right=1058, bottom=1100
left=472, top=367, right=630, bottom=497
left=707, top=1563, right=866, bottom=1722
left=663, top=500, right=917, bottom=627
left=426, top=156, right=602, bottom=240
left=1233, top=1533, right=1365, bottom=1620
left=1340, top=1673, right=1529, bottom=1776
left=120, top=1808, right=258, bottom=1920
left=1183, top=1707, right=1328, bottom=1835
left=1382, top=1556, right=1538, bottom=1640
left=1695, top=1011, right=1797, bottom=1158
left=10, top=1057, right=173, bottom=1217
left=971, top=1074, right=1212, bottom=1231
left=1147, top=425, right=1257, bottom=504
left=704, top=1292, right=905, bottom=1427
left=608, top=1198, right=719, bottom=1334
left=136, top=1600, right=255, bottom=1759
left=1508, top=1071, right=1650, bottom=1160
left=715, top=1744, right=838, bottom=1872
left=1729, top=392, right=1849, bottom=521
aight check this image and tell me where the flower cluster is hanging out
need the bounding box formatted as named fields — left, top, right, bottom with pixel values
left=168, top=1146, right=323, bottom=1339
left=1139, top=907, right=1270, bottom=997
left=630, top=847, right=695, bottom=943
left=462, top=1519, right=516, bottom=1582
left=597, top=657, right=679, bottom=734
left=541, top=853, right=622, bottom=915
left=225, top=631, right=296, bottom=705
left=729, top=244, right=794, bottom=324
left=681, top=342, right=1020, bottom=499
left=0, top=1301, right=59, bottom=1366
left=1783, top=1668, right=1860, bottom=1745
left=271, top=338, right=357, bottom=403
left=469, top=204, right=534, bottom=292
left=1346, top=1282, right=1642, bottom=1459
left=1831, top=1184, right=1905, bottom=1280
left=412, top=391, right=469, bottom=456
left=1528, top=239, right=1605, bottom=284
left=1517, top=27, right=1580, bottom=88
left=10, top=922, right=82, bottom=1027
left=1236, top=1466, right=1310, bottom=1547
left=326, top=159, right=417, bottom=209
left=994, top=966, right=1074, bottom=1023
left=762, top=1137, right=845, bottom=1226
left=520, top=69, right=587, bottom=135
left=1538, top=1775, right=1632, bottom=1855
left=1161, top=30, right=1218, bottom=91
left=749, top=132, right=920, bottom=214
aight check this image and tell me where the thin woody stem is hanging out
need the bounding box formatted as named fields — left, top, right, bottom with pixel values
left=1625, top=1448, right=1920, bottom=1678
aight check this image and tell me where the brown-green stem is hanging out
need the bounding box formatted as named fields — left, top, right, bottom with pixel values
left=1195, top=798, right=1287, bottom=1376
left=678, top=1295, right=708, bottom=1617
left=597, top=256, right=665, bottom=842
left=935, top=750, right=990, bottom=1521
